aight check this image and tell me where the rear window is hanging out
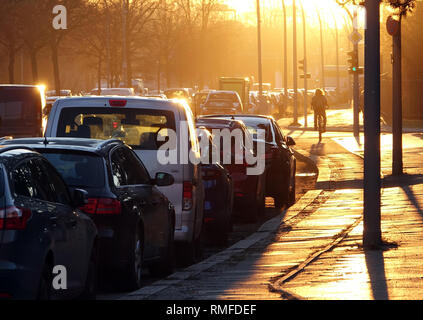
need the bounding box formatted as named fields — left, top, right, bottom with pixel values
left=0, top=87, right=42, bottom=122
left=41, top=151, right=105, bottom=189
left=56, top=107, right=176, bottom=150
left=208, top=93, right=238, bottom=102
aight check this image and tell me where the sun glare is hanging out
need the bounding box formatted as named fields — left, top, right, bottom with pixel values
left=225, top=0, right=351, bottom=30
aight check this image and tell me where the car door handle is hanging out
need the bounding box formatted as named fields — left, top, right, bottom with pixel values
left=49, top=216, right=58, bottom=227
left=66, top=218, right=77, bottom=228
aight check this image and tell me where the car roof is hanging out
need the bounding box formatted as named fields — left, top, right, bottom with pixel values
left=200, top=114, right=274, bottom=121
left=195, top=117, right=247, bottom=130
left=0, top=84, right=39, bottom=89
left=0, top=138, right=124, bottom=156
left=53, top=96, right=182, bottom=112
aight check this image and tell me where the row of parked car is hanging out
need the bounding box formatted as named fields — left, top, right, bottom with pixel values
left=0, top=87, right=297, bottom=300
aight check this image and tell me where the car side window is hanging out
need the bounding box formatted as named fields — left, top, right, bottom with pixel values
left=111, top=149, right=127, bottom=187
left=119, top=148, right=150, bottom=185
left=39, top=159, right=72, bottom=206
left=11, top=159, right=52, bottom=202
left=273, top=121, right=286, bottom=146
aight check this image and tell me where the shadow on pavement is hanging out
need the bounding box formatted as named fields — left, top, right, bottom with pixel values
left=365, top=249, right=389, bottom=300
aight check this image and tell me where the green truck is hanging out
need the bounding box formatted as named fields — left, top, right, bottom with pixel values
left=218, top=77, right=251, bottom=108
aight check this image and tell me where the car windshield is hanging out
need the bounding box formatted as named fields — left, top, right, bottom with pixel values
left=0, top=87, right=41, bottom=122
left=164, top=90, right=188, bottom=99
left=56, top=107, right=176, bottom=150
left=224, top=117, right=272, bottom=142
left=207, top=93, right=238, bottom=102
left=41, top=151, right=105, bottom=188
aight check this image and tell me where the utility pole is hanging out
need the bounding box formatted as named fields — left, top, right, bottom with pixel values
left=292, top=0, right=300, bottom=125
left=256, top=0, right=264, bottom=113
left=300, top=1, right=308, bottom=128
left=352, top=7, right=360, bottom=138
left=122, top=0, right=129, bottom=87
left=317, top=9, right=325, bottom=92
left=363, top=0, right=382, bottom=248
left=282, top=0, right=288, bottom=116
left=390, top=15, right=403, bottom=176
left=334, top=15, right=340, bottom=99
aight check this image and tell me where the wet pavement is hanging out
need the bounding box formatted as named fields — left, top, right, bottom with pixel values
left=117, top=107, right=423, bottom=300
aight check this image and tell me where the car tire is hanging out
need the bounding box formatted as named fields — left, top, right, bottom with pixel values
left=288, top=175, right=296, bottom=206
left=37, top=263, right=52, bottom=300
left=122, top=229, right=144, bottom=291
left=149, top=223, right=175, bottom=277
left=78, top=246, right=98, bottom=300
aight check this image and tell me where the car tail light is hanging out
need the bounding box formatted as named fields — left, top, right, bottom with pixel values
left=182, top=181, right=193, bottom=211
left=109, top=100, right=127, bottom=107
left=0, top=206, right=32, bottom=230
left=80, top=198, right=121, bottom=215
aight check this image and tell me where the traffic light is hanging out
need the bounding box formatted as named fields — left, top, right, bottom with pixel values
left=347, top=50, right=359, bottom=74
left=298, top=59, right=305, bottom=71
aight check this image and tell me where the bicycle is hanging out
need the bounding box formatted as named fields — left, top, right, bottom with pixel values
left=317, top=113, right=325, bottom=143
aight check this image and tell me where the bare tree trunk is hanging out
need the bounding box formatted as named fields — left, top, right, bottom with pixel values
left=51, top=43, right=61, bottom=95
left=29, top=49, right=39, bottom=83
left=8, top=48, right=15, bottom=83
left=98, top=56, right=102, bottom=94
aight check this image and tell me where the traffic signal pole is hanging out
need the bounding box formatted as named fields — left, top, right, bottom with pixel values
left=363, top=0, right=382, bottom=248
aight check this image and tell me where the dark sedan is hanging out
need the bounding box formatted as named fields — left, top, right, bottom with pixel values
left=0, top=146, right=97, bottom=300
left=196, top=127, right=234, bottom=245
left=196, top=117, right=266, bottom=222
left=204, top=115, right=296, bottom=208
left=1, top=138, right=176, bottom=291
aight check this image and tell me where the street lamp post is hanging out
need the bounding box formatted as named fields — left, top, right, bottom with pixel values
left=282, top=0, right=288, bottom=117
left=300, top=1, right=308, bottom=128
left=317, top=8, right=325, bottom=92
left=292, top=0, right=300, bottom=125
left=256, top=0, right=264, bottom=113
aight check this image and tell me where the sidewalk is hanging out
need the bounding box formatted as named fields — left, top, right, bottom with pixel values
left=272, top=127, right=423, bottom=299
left=120, top=117, right=423, bottom=300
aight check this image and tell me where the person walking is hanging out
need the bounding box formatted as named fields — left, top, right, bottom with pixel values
left=311, top=88, right=328, bottom=132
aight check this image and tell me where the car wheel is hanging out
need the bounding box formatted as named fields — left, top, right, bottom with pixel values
left=149, top=223, right=175, bottom=277
left=78, top=246, right=98, bottom=300
left=37, top=263, right=52, bottom=300
left=122, top=230, right=144, bottom=291
left=288, top=175, right=296, bottom=206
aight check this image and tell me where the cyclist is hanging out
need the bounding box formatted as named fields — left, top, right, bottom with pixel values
left=311, top=89, right=328, bottom=132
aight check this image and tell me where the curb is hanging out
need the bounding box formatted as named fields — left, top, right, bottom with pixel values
left=120, top=150, right=323, bottom=300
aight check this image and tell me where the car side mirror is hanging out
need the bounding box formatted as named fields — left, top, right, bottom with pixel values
left=154, top=172, right=174, bottom=187
left=286, top=136, right=296, bottom=146
left=73, top=188, right=89, bottom=208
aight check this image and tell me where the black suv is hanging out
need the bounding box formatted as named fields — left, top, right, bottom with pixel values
left=1, top=138, right=176, bottom=291
left=0, top=146, right=97, bottom=300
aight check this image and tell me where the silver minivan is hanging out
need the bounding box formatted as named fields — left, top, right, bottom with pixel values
left=45, top=96, right=205, bottom=264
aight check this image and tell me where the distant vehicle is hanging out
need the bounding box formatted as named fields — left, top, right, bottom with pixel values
left=218, top=77, right=250, bottom=109
left=0, top=85, right=45, bottom=138
left=193, top=91, right=213, bottom=116
left=208, top=115, right=296, bottom=208
left=145, top=94, right=167, bottom=100
left=200, top=91, right=243, bottom=115
left=1, top=138, right=176, bottom=290
left=196, top=117, right=266, bottom=222
left=163, top=88, right=192, bottom=106
left=252, top=83, right=272, bottom=92
left=44, top=96, right=205, bottom=265
left=0, top=145, right=97, bottom=300
left=90, top=88, right=135, bottom=96
left=46, top=89, right=72, bottom=97
left=196, top=127, right=234, bottom=245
